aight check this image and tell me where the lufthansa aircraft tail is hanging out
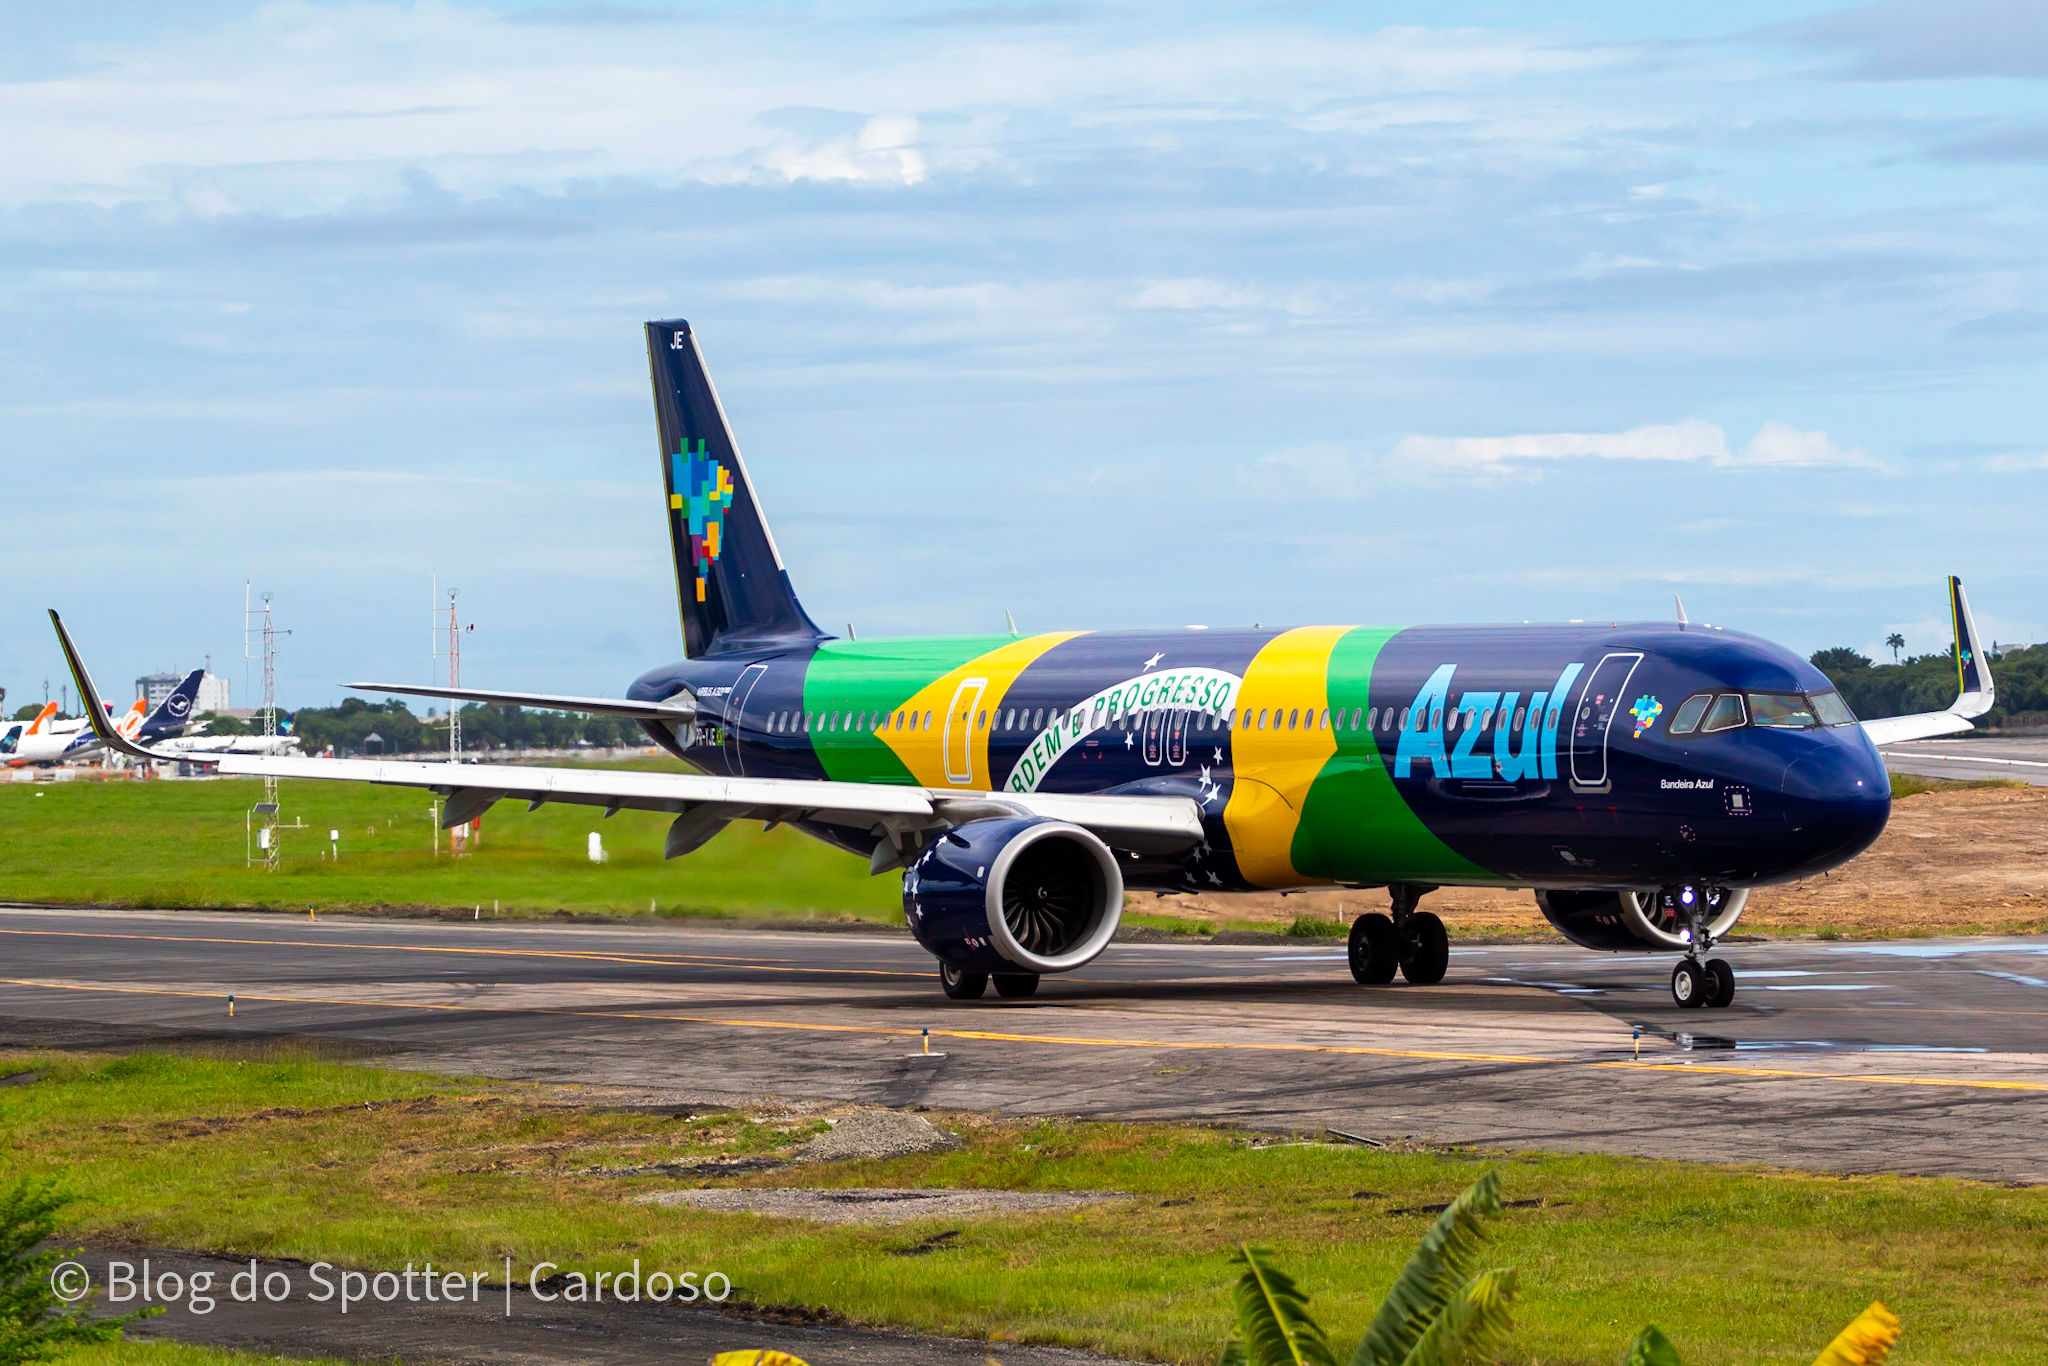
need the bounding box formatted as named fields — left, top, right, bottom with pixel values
left=646, top=319, right=828, bottom=659
left=135, top=668, right=205, bottom=741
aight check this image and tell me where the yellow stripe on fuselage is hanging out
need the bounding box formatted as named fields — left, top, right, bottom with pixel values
left=1223, top=626, right=1350, bottom=888
left=877, top=632, right=1085, bottom=789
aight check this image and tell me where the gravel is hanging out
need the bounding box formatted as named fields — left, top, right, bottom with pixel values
left=635, top=1186, right=1130, bottom=1225
left=790, top=1109, right=963, bottom=1164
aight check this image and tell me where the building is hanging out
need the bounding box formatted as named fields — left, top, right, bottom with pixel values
left=136, top=671, right=232, bottom=713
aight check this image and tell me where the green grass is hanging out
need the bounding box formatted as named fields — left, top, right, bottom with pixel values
left=1887, top=772, right=2030, bottom=799
left=54, top=1345, right=355, bottom=1366
left=6, top=1050, right=2045, bottom=1365
left=0, top=773, right=901, bottom=922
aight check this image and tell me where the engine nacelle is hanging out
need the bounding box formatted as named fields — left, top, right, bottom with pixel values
left=903, top=817, right=1124, bottom=974
left=1535, top=887, right=1749, bottom=952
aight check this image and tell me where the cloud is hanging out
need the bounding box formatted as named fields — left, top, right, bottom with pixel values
left=1392, top=420, right=1875, bottom=473
left=1774, top=0, right=2048, bottom=80
left=1984, top=450, right=2048, bottom=471
left=1925, top=126, right=2048, bottom=162
left=1948, top=308, right=2048, bottom=339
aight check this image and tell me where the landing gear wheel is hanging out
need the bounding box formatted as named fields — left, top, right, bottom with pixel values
left=993, top=973, right=1040, bottom=999
left=1703, top=957, right=1735, bottom=1009
left=939, top=962, right=988, bottom=1000
left=1671, top=960, right=1706, bottom=1009
left=1348, top=913, right=1399, bottom=985
left=1399, top=911, right=1450, bottom=986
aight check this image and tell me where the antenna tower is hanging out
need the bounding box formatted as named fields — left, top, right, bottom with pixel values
left=431, top=580, right=471, bottom=763
left=244, top=584, right=287, bottom=869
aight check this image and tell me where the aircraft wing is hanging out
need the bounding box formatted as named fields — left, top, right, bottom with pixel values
left=206, top=752, right=1203, bottom=862
left=1860, top=576, right=1995, bottom=750
left=348, top=681, right=698, bottom=723
left=51, top=610, right=1200, bottom=865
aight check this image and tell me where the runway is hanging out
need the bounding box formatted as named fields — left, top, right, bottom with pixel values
left=4, top=906, right=2046, bottom=1183
left=1882, top=734, right=2048, bottom=786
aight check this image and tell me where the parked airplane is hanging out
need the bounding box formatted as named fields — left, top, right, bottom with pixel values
left=6, top=670, right=203, bottom=767
left=55, top=320, right=1993, bottom=1008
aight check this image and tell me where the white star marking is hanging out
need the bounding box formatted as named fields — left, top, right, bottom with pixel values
left=1213, top=747, right=1225, bottom=762
left=1124, top=732, right=1136, bottom=749
left=1143, top=652, right=1163, bottom=669
left=1199, top=764, right=1211, bottom=784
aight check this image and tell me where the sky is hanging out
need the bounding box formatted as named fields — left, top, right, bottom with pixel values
left=3, top=0, right=2046, bottom=710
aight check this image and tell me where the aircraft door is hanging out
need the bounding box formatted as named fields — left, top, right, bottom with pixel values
left=727, top=663, right=770, bottom=776
left=1568, top=652, right=1643, bottom=793
left=942, top=677, right=987, bottom=785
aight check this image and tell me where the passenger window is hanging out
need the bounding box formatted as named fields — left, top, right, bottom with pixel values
left=1258, top=709, right=1268, bottom=729
left=1668, top=693, right=1712, bottom=735
left=1480, top=707, right=1494, bottom=730
left=1810, top=690, right=1857, bottom=727
left=923, top=711, right=934, bottom=729
left=1288, top=708, right=1299, bottom=729
left=1700, top=693, right=1747, bottom=733
left=1748, top=693, right=1820, bottom=729
left=1367, top=707, right=1379, bottom=730
left=977, top=710, right=987, bottom=729
left=1513, top=706, right=1525, bottom=731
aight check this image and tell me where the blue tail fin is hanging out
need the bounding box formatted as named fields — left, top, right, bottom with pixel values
left=645, top=319, right=827, bottom=659
left=139, top=668, right=204, bottom=739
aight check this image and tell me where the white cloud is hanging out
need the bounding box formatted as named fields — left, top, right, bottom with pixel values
left=1392, top=420, right=1875, bottom=473
left=1984, top=450, right=2048, bottom=471
left=1129, top=278, right=1269, bottom=311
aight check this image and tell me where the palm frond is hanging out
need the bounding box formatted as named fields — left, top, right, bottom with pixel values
left=1810, top=1301, right=1900, bottom=1366
left=1220, top=1242, right=1340, bottom=1366
left=1624, top=1326, right=1683, bottom=1366
left=1392, top=1267, right=1517, bottom=1366
left=1349, top=1171, right=1504, bottom=1366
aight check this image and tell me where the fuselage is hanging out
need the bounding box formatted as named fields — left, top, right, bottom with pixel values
left=631, top=620, right=1889, bottom=895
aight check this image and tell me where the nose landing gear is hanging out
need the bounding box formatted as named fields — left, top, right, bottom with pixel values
left=1665, top=884, right=1737, bottom=1008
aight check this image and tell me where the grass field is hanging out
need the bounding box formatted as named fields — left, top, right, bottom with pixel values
left=0, top=770, right=903, bottom=922
left=6, top=1048, right=2044, bottom=1365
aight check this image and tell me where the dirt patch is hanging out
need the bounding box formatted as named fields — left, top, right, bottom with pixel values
left=1129, top=785, right=2048, bottom=938
left=1747, top=784, right=2048, bottom=934
left=636, top=1186, right=1130, bottom=1225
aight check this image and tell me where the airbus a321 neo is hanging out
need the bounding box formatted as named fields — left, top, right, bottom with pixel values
left=54, top=319, right=1995, bottom=1008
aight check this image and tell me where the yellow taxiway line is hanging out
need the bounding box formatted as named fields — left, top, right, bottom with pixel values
left=0, top=926, right=928, bottom=978
left=6, top=976, right=2046, bottom=1095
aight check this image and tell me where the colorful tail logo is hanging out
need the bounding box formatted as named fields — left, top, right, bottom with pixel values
left=669, top=438, right=731, bottom=603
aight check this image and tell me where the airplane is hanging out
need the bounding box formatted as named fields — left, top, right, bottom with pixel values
left=6, top=670, right=204, bottom=767
left=149, top=724, right=302, bottom=757
left=53, top=318, right=1994, bottom=1009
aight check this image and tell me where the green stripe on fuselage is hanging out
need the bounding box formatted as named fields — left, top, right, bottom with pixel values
left=801, top=634, right=1013, bottom=785
left=1290, top=627, right=1492, bottom=884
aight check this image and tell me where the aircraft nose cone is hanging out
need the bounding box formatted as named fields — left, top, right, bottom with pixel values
left=1782, top=738, right=1891, bottom=866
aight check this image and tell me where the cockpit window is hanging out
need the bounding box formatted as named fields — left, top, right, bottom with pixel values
left=1747, top=692, right=1820, bottom=729
left=1699, top=693, right=1748, bottom=734
left=1809, top=690, right=1857, bottom=727
left=1667, top=693, right=1713, bottom=735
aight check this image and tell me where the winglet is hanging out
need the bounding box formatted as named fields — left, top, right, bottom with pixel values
left=47, top=611, right=211, bottom=765
left=1946, top=575, right=1993, bottom=719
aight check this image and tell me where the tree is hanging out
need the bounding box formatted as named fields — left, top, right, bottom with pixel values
left=1, top=1178, right=155, bottom=1365
left=1885, top=633, right=1905, bottom=663
left=1218, top=1172, right=1516, bottom=1366
left=1809, top=648, right=1871, bottom=676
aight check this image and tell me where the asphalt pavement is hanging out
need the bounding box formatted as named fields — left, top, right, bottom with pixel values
left=4, top=905, right=2046, bottom=1183
left=1881, top=734, right=2048, bottom=786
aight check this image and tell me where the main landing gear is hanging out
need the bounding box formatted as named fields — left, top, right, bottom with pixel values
left=1348, top=884, right=1448, bottom=988
left=938, top=962, right=1041, bottom=1000
left=1666, top=886, right=1736, bottom=1009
